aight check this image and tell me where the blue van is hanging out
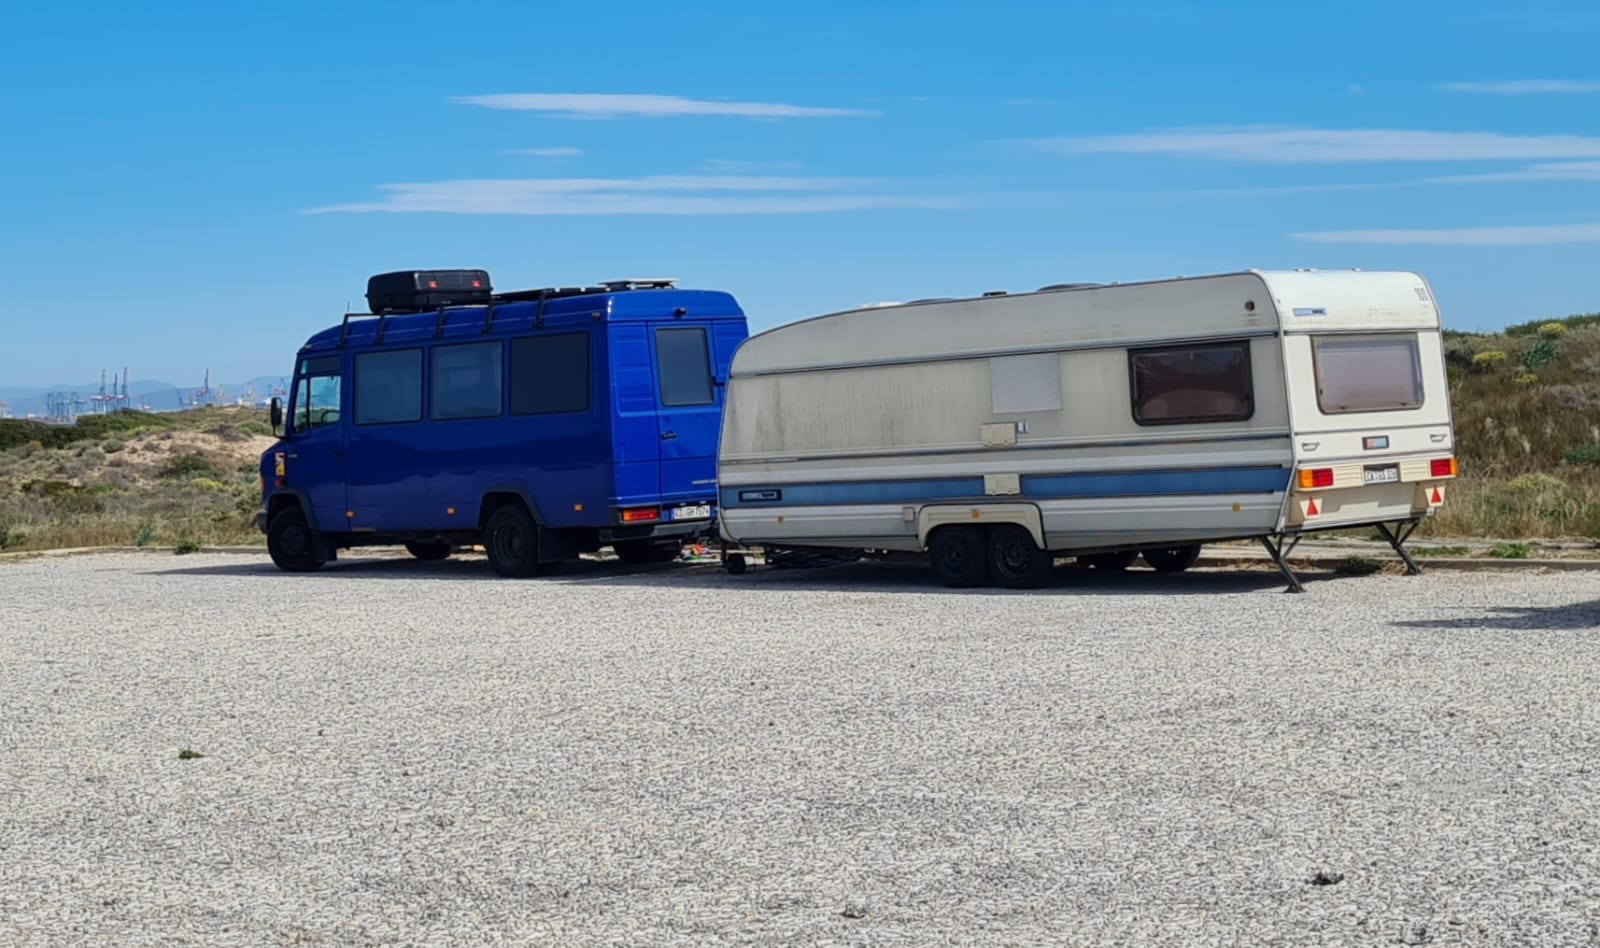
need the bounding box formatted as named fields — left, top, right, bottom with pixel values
left=257, top=271, right=749, bottom=577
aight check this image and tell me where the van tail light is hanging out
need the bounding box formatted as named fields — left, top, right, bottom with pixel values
left=1297, top=468, right=1334, bottom=489
left=619, top=507, right=660, bottom=523
left=1430, top=457, right=1458, bottom=478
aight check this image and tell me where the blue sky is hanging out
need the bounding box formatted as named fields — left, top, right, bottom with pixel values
left=3, top=0, right=1599, bottom=388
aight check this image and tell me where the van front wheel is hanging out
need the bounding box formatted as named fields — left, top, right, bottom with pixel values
left=267, top=507, right=322, bottom=573
left=1142, top=544, right=1201, bottom=573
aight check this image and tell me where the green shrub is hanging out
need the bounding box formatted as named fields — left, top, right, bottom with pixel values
left=102, top=439, right=125, bottom=453
left=1564, top=443, right=1600, bottom=465
left=1334, top=555, right=1382, bottom=576
left=133, top=522, right=157, bottom=547
left=188, top=477, right=228, bottom=493
left=161, top=452, right=217, bottom=479
left=1471, top=350, right=1509, bottom=370
left=1486, top=542, right=1532, bottom=559
left=1514, top=372, right=1538, bottom=385
left=173, top=538, right=201, bottom=555
left=1521, top=337, right=1562, bottom=369
left=1538, top=322, right=1568, bottom=338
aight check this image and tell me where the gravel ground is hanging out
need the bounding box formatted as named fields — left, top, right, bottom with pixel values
left=2, top=551, right=1599, bottom=946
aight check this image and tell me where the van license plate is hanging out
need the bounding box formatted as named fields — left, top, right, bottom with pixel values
left=671, top=504, right=711, bottom=521
left=1362, top=465, right=1399, bottom=485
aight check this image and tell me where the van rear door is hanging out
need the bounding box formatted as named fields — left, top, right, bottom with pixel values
left=650, top=323, right=722, bottom=521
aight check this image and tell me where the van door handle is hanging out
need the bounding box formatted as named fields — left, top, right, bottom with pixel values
left=661, top=431, right=677, bottom=440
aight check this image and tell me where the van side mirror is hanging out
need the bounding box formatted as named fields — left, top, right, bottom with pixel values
left=269, top=397, right=283, bottom=434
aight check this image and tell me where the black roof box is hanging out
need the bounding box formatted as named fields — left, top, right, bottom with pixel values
left=366, top=269, right=492, bottom=314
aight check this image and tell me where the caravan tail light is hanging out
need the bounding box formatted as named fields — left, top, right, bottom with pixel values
left=620, top=507, right=661, bottom=523
left=1297, top=468, right=1334, bottom=489
left=1430, top=457, right=1458, bottom=478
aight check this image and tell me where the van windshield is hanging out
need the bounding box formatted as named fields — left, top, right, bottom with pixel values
left=1312, top=334, right=1423, bottom=414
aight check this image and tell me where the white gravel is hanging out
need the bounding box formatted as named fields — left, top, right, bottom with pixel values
left=2, top=551, right=1599, bottom=946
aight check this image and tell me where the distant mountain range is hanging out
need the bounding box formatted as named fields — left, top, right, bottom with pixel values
left=0, top=376, right=286, bottom=419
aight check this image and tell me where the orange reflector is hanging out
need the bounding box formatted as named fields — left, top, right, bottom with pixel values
left=620, top=507, right=660, bottom=523
left=574, top=503, right=584, bottom=512
left=1430, top=457, right=1458, bottom=478
left=1298, top=468, right=1334, bottom=489
left=346, top=510, right=355, bottom=519
left=446, top=507, right=456, bottom=516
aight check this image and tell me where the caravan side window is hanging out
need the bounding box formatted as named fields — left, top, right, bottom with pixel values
left=1311, top=334, right=1423, bottom=414
left=1128, top=341, right=1254, bottom=425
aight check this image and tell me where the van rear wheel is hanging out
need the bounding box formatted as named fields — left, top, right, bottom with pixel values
left=485, top=505, right=556, bottom=578
left=405, top=540, right=453, bottom=561
left=929, top=525, right=990, bottom=588
left=613, top=539, right=680, bottom=564
left=988, top=525, right=1054, bottom=589
left=1142, top=544, right=1202, bottom=573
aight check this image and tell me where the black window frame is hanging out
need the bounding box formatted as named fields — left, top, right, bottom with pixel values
left=1310, top=332, right=1425, bottom=415
left=429, top=340, right=504, bottom=422
left=509, top=331, right=592, bottom=416
left=291, top=354, right=342, bottom=434
left=654, top=326, right=715, bottom=408
left=352, top=347, right=424, bottom=427
left=1127, top=339, right=1256, bottom=427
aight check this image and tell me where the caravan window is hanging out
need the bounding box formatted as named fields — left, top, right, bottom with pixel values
left=1312, top=334, right=1423, bottom=414
left=353, top=349, right=423, bottom=425
left=1128, top=341, right=1254, bottom=425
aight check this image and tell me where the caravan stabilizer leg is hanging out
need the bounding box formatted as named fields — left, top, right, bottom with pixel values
left=1374, top=520, right=1423, bottom=576
left=1260, top=534, right=1306, bottom=594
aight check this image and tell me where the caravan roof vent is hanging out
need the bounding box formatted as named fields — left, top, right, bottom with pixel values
left=599, top=277, right=678, bottom=291
left=1037, top=282, right=1101, bottom=292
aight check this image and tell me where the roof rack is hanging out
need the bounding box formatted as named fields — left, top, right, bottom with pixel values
left=598, top=277, right=678, bottom=291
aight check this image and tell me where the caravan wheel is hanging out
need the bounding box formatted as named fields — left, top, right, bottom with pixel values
left=988, top=525, right=1054, bottom=589
left=1142, top=544, right=1202, bottom=573
left=929, top=526, right=990, bottom=588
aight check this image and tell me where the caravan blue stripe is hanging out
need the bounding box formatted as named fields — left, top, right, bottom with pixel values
left=720, top=465, right=1290, bottom=509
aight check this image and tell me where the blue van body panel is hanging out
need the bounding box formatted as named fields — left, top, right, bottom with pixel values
left=260, top=286, right=748, bottom=545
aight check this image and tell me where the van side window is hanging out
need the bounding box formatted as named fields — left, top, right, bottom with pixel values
left=510, top=333, right=590, bottom=415
left=354, top=349, right=423, bottom=425
left=1128, top=341, right=1254, bottom=425
left=656, top=327, right=713, bottom=407
left=432, top=341, right=503, bottom=420
left=1312, top=334, right=1423, bottom=414
left=292, top=355, right=342, bottom=432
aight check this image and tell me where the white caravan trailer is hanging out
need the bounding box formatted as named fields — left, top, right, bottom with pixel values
left=714, top=269, right=1458, bottom=591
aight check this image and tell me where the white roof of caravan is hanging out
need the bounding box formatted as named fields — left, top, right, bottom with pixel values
left=731, top=269, right=1440, bottom=377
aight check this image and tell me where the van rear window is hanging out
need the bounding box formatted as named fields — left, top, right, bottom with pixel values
left=1312, top=334, right=1423, bottom=414
left=1128, top=341, right=1254, bottom=425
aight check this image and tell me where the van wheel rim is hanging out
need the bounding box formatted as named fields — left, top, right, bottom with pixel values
left=279, top=524, right=308, bottom=559
left=494, top=525, right=524, bottom=563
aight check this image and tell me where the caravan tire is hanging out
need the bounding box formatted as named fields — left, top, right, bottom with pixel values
left=1081, top=550, right=1139, bottom=571
left=1142, top=544, right=1202, bottom=573
left=988, top=525, right=1055, bottom=589
left=485, top=504, right=548, bottom=578
left=929, top=526, right=991, bottom=588
left=267, top=507, right=322, bottom=573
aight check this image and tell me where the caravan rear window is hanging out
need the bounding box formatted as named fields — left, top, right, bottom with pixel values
left=1312, top=334, right=1423, bottom=414
left=1128, top=341, right=1254, bottom=425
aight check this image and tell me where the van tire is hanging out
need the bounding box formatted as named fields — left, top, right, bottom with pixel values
left=988, top=524, right=1054, bottom=589
left=1142, top=544, right=1202, bottom=573
left=929, top=525, right=991, bottom=588
left=613, top=539, right=680, bottom=564
left=405, top=540, right=453, bottom=561
left=1081, top=550, right=1139, bottom=571
left=267, top=507, right=322, bottom=573
left=485, top=504, right=548, bottom=578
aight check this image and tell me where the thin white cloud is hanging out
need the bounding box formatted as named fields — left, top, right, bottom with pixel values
left=507, top=147, right=584, bottom=157
left=1293, top=223, right=1600, bottom=246
left=1007, top=97, right=1057, bottom=107
left=1026, top=126, right=1600, bottom=162
left=1426, top=160, right=1600, bottom=184
left=1439, top=80, right=1600, bottom=95
left=698, top=158, right=805, bottom=173
left=452, top=93, right=879, bottom=119
left=306, top=175, right=951, bottom=216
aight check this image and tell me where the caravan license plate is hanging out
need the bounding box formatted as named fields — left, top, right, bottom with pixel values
left=1362, top=464, right=1400, bottom=485
left=671, top=504, right=711, bottom=521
